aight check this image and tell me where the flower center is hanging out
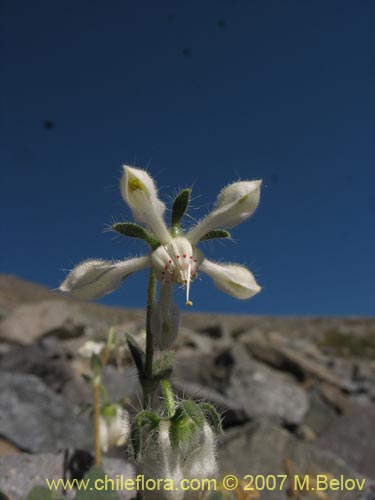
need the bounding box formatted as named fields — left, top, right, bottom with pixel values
left=151, top=237, right=202, bottom=306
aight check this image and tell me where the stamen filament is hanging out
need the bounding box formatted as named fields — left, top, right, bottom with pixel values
left=186, top=262, right=193, bottom=307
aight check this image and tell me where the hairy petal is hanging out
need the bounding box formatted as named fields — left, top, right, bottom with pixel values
left=187, top=180, right=261, bottom=244
left=200, top=259, right=261, bottom=299
left=151, top=283, right=180, bottom=350
left=59, top=256, right=151, bottom=300
left=184, top=422, right=217, bottom=480
left=120, top=166, right=171, bottom=244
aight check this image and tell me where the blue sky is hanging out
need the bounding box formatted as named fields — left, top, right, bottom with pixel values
left=1, top=0, right=374, bottom=315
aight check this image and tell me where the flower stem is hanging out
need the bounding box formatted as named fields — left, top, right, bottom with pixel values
left=143, top=269, right=156, bottom=408
left=93, top=379, right=102, bottom=467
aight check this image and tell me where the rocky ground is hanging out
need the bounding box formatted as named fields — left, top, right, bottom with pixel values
left=0, top=274, right=374, bottom=500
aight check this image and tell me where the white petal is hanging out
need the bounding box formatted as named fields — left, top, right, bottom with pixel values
left=99, top=416, right=109, bottom=453
left=120, top=166, right=171, bottom=244
left=200, top=259, right=261, bottom=299
left=151, top=283, right=180, bottom=350
left=59, top=256, right=151, bottom=300
left=78, top=340, right=106, bottom=358
left=184, top=422, right=217, bottom=480
left=187, top=180, right=261, bottom=244
left=108, top=407, right=130, bottom=448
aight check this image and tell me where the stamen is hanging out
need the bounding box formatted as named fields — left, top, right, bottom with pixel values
left=185, top=262, right=193, bottom=307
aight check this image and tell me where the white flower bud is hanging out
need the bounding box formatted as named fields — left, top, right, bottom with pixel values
left=137, top=417, right=217, bottom=499
left=184, top=422, right=217, bottom=480
left=99, top=406, right=130, bottom=453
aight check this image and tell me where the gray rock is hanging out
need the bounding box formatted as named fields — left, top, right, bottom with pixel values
left=357, top=484, right=375, bottom=500
left=303, top=386, right=338, bottom=435
left=226, top=344, right=309, bottom=425
left=0, top=453, right=134, bottom=500
left=0, top=372, right=92, bottom=453
left=101, top=364, right=141, bottom=403
left=0, top=338, right=74, bottom=393
left=241, top=335, right=356, bottom=391
left=0, top=300, right=91, bottom=344
left=218, top=421, right=372, bottom=500
left=316, top=404, right=375, bottom=478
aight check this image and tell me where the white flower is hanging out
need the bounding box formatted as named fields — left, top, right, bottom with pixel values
left=78, top=340, right=106, bottom=358
left=136, top=419, right=217, bottom=500
left=60, top=166, right=261, bottom=322
left=99, top=405, right=130, bottom=453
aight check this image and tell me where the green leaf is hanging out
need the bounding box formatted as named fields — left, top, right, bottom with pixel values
left=126, top=334, right=145, bottom=374
left=81, top=373, right=92, bottom=384
left=170, top=412, right=198, bottom=452
left=99, top=383, right=109, bottom=404
left=131, top=411, right=160, bottom=460
left=200, top=402, right=223, bottom=435
left=26, top=486, right=63, bottom=500
left=180, top=400, right=205, bottom=429
left=171, top=189, right=190, bottom=231
left=112, top=222, right=159, bottom=249
left=199, top=229, right=231, bottom=241
left=75, top=466, right=120, bottom=499
left=90, top=354, right=102, bottom=376
left=160, top=379, right=176, bottom=417
left=101, top=403, right=117, bottom=418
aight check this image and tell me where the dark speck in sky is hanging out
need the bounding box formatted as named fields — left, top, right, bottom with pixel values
left=181, top=48, right=191, bottom=57
left=43, top=120, right=55, bottom=130
left=217, top=19, right=226, bottom=29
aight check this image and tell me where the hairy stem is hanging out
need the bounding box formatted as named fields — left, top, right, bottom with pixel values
left=143, top=269, right=156, bottom=408
left=93, top=379, right=101, bottom=467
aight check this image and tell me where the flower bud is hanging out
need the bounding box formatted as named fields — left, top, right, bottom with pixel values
left=136, top=409, right=217, bottom=499
left=99, top=405, right=130, bottom=453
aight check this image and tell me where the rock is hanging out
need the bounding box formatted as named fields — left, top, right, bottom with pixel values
left=174, top=327, right=222, bottom=353
left=303, top=386, right=338, bottom=435
left=101, top=364, right=140, bottom=403
left=316, top=404, right=375, bottom=478
left=0, top=453, right=66, bottom=500
left=174, top=348, right=232, bottom=393
left=0, top=338, right=74, bottom=392
left=0, top=300, right=91, bottom=344
left=320, top=382, right=352, bottom=413
left=357, top=484, right=375, bottom=500
left=226, top=344, right=309, bottom=425
left=0, top=438, right=20, bottom=457
left=241, top=335, right=355, bottom=391
left=0, top=453, right=134, bottom=500
left=218, top=421, right=371, bottom=500
left=0, top=372, right=92, bottom=453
